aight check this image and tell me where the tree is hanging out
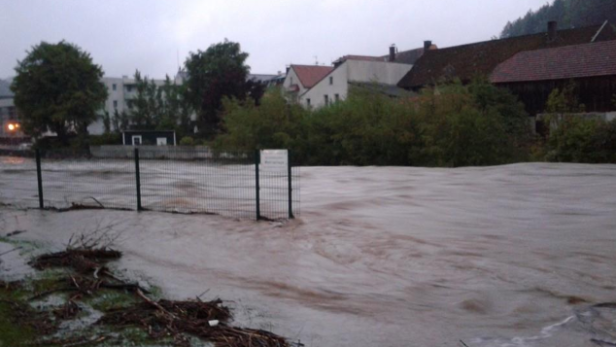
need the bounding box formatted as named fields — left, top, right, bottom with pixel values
left=127, top=70, right=158, bottom=129
left=500, top=0, right=616, bottom=38
left=184, top=40, right=252, bottom=137
left=11, top=41, right=108, bottom=143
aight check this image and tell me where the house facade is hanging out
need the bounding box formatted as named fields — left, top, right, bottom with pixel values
left=283, top=65, right=334, bottom=102
left=87, top=76, right=167, bottom=135
left=299, top=58, right=413, bottom=108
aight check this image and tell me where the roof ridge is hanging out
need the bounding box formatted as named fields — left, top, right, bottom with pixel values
left=429, top=23, right=605, bottom=53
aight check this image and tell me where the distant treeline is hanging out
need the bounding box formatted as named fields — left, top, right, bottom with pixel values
left=501, top=0, right=616, bottom=38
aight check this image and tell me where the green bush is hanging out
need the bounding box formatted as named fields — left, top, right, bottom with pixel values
left=179, top=136, right=195, bottom=146
left=89, top=133, right=122, bottom=146
left=546, top=116, right=616, bottom=163
left=216, top=80, right=531, bottom=167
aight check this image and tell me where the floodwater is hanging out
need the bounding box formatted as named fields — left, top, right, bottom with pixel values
left=1, top=158, right=616, bottom=347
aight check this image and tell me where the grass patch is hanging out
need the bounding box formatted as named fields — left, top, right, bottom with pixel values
left=85, top=289, right=139, bottom=311
left=0, top=299, right=36, bottom=346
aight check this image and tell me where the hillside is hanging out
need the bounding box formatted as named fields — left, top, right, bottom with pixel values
left=501, top=0, right=616, bottom=38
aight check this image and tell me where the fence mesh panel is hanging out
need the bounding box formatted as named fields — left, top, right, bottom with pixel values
left=0, top=147, right=299, bottom=220
left=139, top=148, right=258, bottom=219
left=0, top=155, right=39, bottom=209
left=40, top=151, right=136, bottom=210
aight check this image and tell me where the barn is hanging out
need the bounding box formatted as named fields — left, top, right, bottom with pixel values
left=490, top=39, right=616, bottom=117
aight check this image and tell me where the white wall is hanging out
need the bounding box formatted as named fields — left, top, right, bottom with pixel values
left=282, top=68, right=307, bottom=99
left=299, top=63, right=348, bottom=109
left=299, top=60, right=412, bottom=109
left=89, top=76, right=166, bottom=135
left=347, top=60, right=412, bottom=85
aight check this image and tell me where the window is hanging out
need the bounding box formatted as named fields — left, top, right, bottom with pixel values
left=132, top=135, right=142, bottom=146
left=126, top=86, right=132, bottom=92
left=290, top=77, right=293, bottom=85
left=112, top=84, right=117, bottom=91
left=329, top=76, right=333, bottom=85
left=335, top=94, right=340, bottom=102
left=113, top=100, right=118, bottom=108
left=306, top=98, right=311, bottom=107
left=324, top=95, right=329, bottom=106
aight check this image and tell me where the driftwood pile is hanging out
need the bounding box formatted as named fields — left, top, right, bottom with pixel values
left=23, top=241, right=290, bottom=347
left=101, top=297, right=288, bottom=347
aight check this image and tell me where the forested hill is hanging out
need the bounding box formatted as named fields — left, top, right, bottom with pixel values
left=501, top=0, right=616, bottom=38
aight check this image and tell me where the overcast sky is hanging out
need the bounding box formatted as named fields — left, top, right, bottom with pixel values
left=0, top=0, right=547, bottom=80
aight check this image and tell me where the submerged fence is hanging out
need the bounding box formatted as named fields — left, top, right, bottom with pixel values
left=3, top=147, right=299, bottom=220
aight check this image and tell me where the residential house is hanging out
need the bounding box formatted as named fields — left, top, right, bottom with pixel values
left=398, top=21, right=616, bottom=91
left=88, top=76, right=167, bottom=135
left=286, top=44, right=430, bottom=109
left=283, top=65, right=335, bottom=103
left=491, top=39, right=616, bottom=124
left=299, top=57, right=413, bottom=108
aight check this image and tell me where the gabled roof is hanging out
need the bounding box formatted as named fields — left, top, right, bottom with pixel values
left=398, top=23, right=616, bottom=89
left=491, top=40, right=616, bottom=83
left=291, top=65, right=334, bottom=89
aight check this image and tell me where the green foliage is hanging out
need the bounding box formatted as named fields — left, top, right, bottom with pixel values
left=179, top=136, right=195, bottom=146
left=218, top=81, right=531, bottom=167
left=546, top=117, right=616, bottom=163
left=184, top=40, right=262, bottom=137
left=11, top=41, right=108, bottom=143
left=501, top=0, right=616, bottom=38
left=545, top=81, right=585, bottom=113
left=125, top=72, right=192, bottom=136
left=89, top=133, right=122, bottom=146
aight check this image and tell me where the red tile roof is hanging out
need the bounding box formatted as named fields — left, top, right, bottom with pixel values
left=491, top=40, right=616, bottom=83
left=291, top=65, right=335, bottom=89
left=398, top=23, right=615, bottom=89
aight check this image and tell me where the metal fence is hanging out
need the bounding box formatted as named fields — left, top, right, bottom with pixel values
left=3, top=147, right=299, bottom=220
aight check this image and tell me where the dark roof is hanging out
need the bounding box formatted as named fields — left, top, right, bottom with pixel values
left=0, top=79, right=13, bottom=98
left=349, top=82, right=413, bottom=98
left=291, top=65, right=334, bottom=88
left=491, top=39, right=616, bottom=83
left=398, top=23, right=616, bottom=89
left=381, top=46, right=437, bottom=65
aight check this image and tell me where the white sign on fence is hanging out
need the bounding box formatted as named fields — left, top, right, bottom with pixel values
left=260, top=149, right=288, bottom=171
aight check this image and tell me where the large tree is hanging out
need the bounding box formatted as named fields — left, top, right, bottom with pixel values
left=184, top=40, right=252, bottom=137
left=11, top=41, right=108, bottom=143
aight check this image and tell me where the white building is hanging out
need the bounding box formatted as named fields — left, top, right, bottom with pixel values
left=88, top=76, right=167, bottom=135
left=283, top=65, right=334, bottom=102
left=284, top=45, right=431, bottom=109
left=299, top=58, right=413, bottom=108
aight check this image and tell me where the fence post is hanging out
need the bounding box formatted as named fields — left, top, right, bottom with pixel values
left=287, top=150, right=294, bottom=219
left=255, top=150, right=261, bottom=220
left=35, top=149, right=44, bottom=209
left=134, top=148, right=142, bottom=211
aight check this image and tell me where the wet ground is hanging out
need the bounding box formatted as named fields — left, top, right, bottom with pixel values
left=1, top=159, right=616, bottom=346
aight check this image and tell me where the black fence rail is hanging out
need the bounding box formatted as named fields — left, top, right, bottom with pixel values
left=1, top=147, right=299, bottom=220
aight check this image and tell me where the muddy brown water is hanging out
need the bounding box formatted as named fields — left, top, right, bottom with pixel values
left=1, top=158, right=616, bottom=346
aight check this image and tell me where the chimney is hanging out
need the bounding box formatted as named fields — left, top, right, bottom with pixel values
left=285, top=66, right=290, bottom=74
left=548, top=21, right=558, bottom=42
left=424, top=40, right=432, bottom=51
left=389, top=44, right=396, bottom=62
